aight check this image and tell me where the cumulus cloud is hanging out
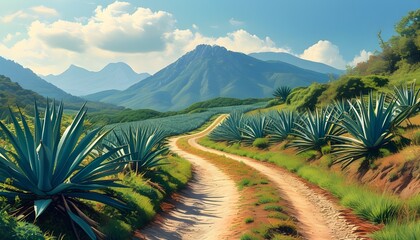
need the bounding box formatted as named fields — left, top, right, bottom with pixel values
left=30, top=6, right=59, bottom=17
left=87, top=4, right=175, bottom=52
left=300, top=40, right=346, bottom=69
left=349, top=49, right=373, bottom=67
left=229, top=18, right=244, bottom=26
left=30, top=20, right=86, bottom=52
left=1, top=6, right=58, bottom=23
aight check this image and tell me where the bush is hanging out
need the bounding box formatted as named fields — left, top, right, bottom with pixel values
left=412, top=131, right=420, bottom=145
left=286, top=83, right=327, bottom=110
left=253, top=138, right=269, bottom=149
left=0, top=211, right=44, bottom=240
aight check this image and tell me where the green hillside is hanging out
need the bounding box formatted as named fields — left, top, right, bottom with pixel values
left=0, top=75, right=45, bottom=117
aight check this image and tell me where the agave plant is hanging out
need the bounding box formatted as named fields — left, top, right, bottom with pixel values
left=273, top=86, right=292, bottom=102
left=105, top=126, right=168, bottom=175
left=331, top=93, right=410, bottom=169
left=286, top=107, right=345, bottom=153
left=209, top=111, right=244, bottom=143
left=0, top=102, right=129, bottom=240
left=241, top=115, right=271, bottom=144
left=393, top=82, right=420, bottom=123
left=267, top=110, right=299, bottom=142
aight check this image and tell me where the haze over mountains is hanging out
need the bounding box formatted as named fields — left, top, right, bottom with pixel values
left=44, top=63, right=150, bottom=96
left=0, top=56, right=122, bottom=111
left=87, top=45, right=331, bottom=111
left=0, top=56, right=80, bottom=101
left=249, top=52, right=344, bottom=75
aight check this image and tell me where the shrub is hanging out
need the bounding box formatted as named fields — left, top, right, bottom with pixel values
left=105, top=126, right=168, bottom=175
left=209, top=111, right=244, bottom=143
left=253, top=138, right=269, bottom=149
left=267, top=110, right=299, bottom=143
left=412, top=131, right=420, bottom=145
left=287, top=108, right=344, bottom=153
left=273, top=86, right=292, bottom=102
left=242, top=115, right=271, bottom=144
left=331, top=93, right=410, bottom=169
left=0, top=102, right=130, bottom=239
left=286, top=83, right=327, bottom=111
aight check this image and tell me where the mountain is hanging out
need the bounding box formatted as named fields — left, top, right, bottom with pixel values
left=249, top=52, right=344, bottom=75
left=96, top=45, right=331, bottom=111
left=0, top=56, right=123, bottom=111
left=44, top=62, right=150, bottom=96
left=0, top=75, right=46, bottom=118
left=0, top=56, right=81, bottom=101
left=83, top=89, right=121, bottom=102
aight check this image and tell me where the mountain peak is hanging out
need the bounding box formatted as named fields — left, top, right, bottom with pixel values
left=102, top=62, right=133, bottom=72
left=187, top=44, right=228, bottom=59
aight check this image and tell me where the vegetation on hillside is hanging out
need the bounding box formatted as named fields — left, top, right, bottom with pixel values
left=88, top=97, right=267, bottom=126
left=0, top=75, right=45, bottom=117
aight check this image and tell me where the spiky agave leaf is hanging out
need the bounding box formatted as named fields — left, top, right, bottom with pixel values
left=241, top=115, right=271, bottom=144
left=286, top=107, right=345, bottom=153
left=267, top=110, right=299, bottom=142
left=0, top=101, right=129, bottom=240
left=331, top=93, right=409, bottom=169
left=106, top=126, right=168, bottom=175
left=209, top=111, right=244, bottom=143
left=393, top=82, right=420, bottom=118
left=273, top=86, right=292, bottom=102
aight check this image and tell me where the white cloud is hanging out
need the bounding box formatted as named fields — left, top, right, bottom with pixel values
left=349, top=49, right=373, bottom=67
left=229, top=18, right=244, bottom=26
left=192, top=24, right=199, bottom=30
left=1, top=6, right=58, bottom=23
left=30, top=6, right=59, bottom=17
left=1, top=10, right=30, bottom=23
left=300, top=40, right=346, bottom=69
left=2, top=32, right=21, bottom=43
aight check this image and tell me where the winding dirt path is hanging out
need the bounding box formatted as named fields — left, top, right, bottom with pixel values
left=140, top=118, right=239, bottom=240
left=141, top=115, right=364, bottom=239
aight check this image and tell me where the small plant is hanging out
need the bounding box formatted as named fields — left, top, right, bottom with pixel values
left=287, top=107, right=344, bottom=153
left=242, top=115, right=271, bottom=144
left=106, top=126, right=168, bottom=175
left=209, top=111, right=244, bottom=143
left=240, top=233, right=259, bottom=240
left=252, top=138, right=269, bottom=149
left=321, top=145, right=331, bottom=155
left=273, top=86, right=292, bottom=102
left=393, top=81, right=420, bottom=123
left=331, top=93, right=410, bottom=169
left=244, top=217, right=254, bottom=224
left=412, top=131, right=420, bottom=145
left=267, top=110, right=299, bottom=142
left=264, top=205, right=283, bottom=212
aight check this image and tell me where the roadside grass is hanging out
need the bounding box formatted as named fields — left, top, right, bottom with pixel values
left=199, top=137, right=419, bottom=239
left=177, top=137, right=301, bottom=240
left=98, top=154, right=192, bottom=239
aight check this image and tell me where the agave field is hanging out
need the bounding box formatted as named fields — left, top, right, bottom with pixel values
left=211, top=83, right=419, bottom=169
left=206, top=82, right=420, bottom=238
left=0, top=100, right=265, bottom=239
left=109, top=102, right=266, bottom=137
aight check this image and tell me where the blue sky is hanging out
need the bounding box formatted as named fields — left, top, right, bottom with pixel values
left=0, top=0, right=418, bottom=75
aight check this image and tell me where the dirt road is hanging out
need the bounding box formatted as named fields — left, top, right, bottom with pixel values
left=141, top=115, right=363, bottom=239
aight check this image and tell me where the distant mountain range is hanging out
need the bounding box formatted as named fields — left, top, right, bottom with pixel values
left=44, top=63, right=150, bottom=96
left=249, top=52, right=344, bottom=75
left=89, top=45, right=331, bottom=111
left=0, top=56, right=123, bottom=111
left=0, top=56, right=81, bottom=101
